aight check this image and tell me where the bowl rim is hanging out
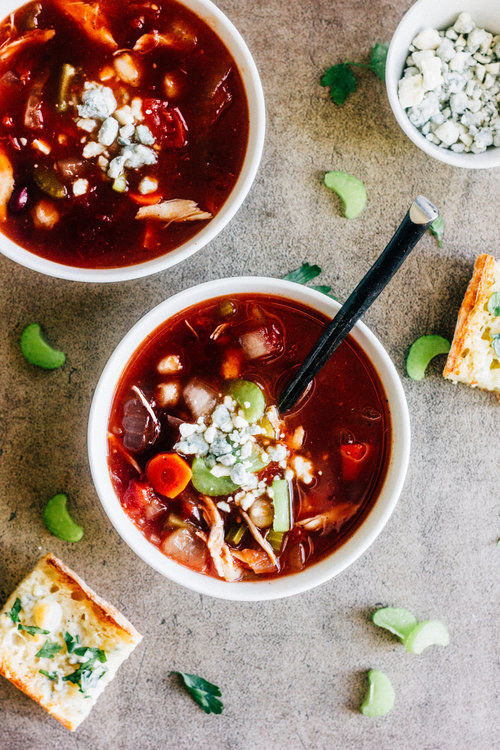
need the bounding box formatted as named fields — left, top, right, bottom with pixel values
left=386, top=0, right=500, bottom=169
left=88, top=277, right=411, bottom=601
left=0, top=0, right=266, bottom=281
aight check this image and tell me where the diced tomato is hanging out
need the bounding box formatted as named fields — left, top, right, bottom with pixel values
left=146, top=452, right=192, bottom=498
left=340, top=442, right=368, bottom=481
left=143, top=99, right=188, bottom=148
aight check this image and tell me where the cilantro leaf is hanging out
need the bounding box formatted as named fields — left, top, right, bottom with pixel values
left=174, top=672, right=223, bottom=715
left=63, top=631, right=80, bottom=653
left=18, top=624, right=50, bottom=636
left=36, top=640, right=63, bottom=659
left=429, top=215, right=444, bottom=247
left=320, top=63, right=356, bottom=105
left=487, top=292, right=500, bottom=317
left=284, top=262, right=322, bottom=285
left=7, top=598, right=21, bottom=624
left=39, top=669, right=57, bottom=680
left=73, top=646, right=107, bottom=663
left=370, top=43, right=389, bottom=81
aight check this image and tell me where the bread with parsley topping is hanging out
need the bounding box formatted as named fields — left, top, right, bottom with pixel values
left=443, top=253, right=500, bottom=393
left=0, top=553, right=142, bottom=731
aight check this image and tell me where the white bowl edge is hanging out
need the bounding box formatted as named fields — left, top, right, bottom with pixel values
left=88, top=277, right=411, bottom=601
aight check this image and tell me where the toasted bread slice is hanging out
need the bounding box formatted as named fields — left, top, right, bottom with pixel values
left=0, top=554, right=142, bottom=731
left=443, top=254, right=500, bottom=392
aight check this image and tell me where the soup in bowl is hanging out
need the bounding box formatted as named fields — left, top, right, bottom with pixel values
left=0, top=0, right=264, bottom=281
left=88, top=278, right=410, bottom=600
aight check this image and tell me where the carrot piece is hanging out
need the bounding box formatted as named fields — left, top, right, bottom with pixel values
left=129, top=191, right=162, bottom=206
left=340, top=443, right=368, bottom=481
left=146, top=452, right=192, bottom=498
left=221, top=348, right=243, bottom=379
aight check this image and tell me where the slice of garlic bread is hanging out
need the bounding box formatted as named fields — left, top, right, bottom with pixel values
left=443, top=254, right=500, bottom=392
left=0, top=554, right=142, bottom=731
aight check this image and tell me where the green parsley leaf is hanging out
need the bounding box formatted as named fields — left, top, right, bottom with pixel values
left=429, top=215, right=444, bottom=247
left=370, top=43, right=389, bottom=81
left=73, top=646, right=107, bottom=663
left=39, top=669, right=57, bottom=680
left=63, top=631, right=80, bottom=653
left=63, top=659, right=107, bottom=694
left=18, top=624, right=50, bottom=636
left=174, top=672, right=223, bottom=715
left=487, top=292, right=500, bottom=317
left=7, top=598, right=21, bottom=624
left=491, top=334, right=500, bottom=357
left=36, top=640, right=63, bottom=659
left=283, top=262, right=321, bottom=285
left=320, top=63, right=356, bottom=105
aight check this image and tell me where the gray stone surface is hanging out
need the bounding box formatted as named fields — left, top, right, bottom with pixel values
left=0, top=1, right=499, bottom=748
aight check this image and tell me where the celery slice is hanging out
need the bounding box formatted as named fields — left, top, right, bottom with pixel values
left=266, top=529, right=285, bottom=551
left=21, top=323, right=66, bottom=370
left=44, top=494, right=83, bottom=543
left=372, top=607, right=418, bottom=639
left=361, top=669, right=395, bottom=717
left=191, top=457, right=239, bottom=496
left=272, top=479, right=290, bottom=532
left=227, top=380, right=266, bottom=422
left=403, top=620, right=449, bottom=654
left=406, top=335, right=450, bottom=380
left=225, top=524, right=245, bottom=545
left=324, top=171, right=367, bottom=219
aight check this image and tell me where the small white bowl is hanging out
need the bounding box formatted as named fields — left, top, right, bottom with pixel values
left=0, top=0, right=265, bottom=281
left=88, top=277, right=411, bottom=601
left=386, top=0, right=500, bottom=169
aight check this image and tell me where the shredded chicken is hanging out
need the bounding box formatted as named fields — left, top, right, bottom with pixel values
left=136, top=199, right=212, bottom=224
left=52, top=1, right=117, bottom=49
left=108, top=433, right=142, bottom=475
left=0, top=29, right=55, bottom=64
left=0, top=146, right=14, bottom=222
left=241, top=511, right=277, bottom=567
left=297, top=503, right=359, bottom=533
left=201, top=496, right=243, bottom=582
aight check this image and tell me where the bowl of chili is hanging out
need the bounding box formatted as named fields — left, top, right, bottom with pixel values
left=88, top=277, right=411, bottom=600
left=0, top=0, right=265, bottom=281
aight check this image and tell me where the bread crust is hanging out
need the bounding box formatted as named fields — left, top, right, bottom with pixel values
left=443, top=254, right=498, bottom=389
left=0, top=554, right=142, bottom=731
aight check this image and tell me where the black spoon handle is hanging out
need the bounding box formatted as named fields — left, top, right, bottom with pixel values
left=278, top=196, right=439, bottom=413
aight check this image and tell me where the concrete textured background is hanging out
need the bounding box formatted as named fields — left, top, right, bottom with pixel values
left=0, top=0, right=499, bottom=748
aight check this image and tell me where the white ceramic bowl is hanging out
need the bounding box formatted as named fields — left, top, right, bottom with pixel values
left=386, top=0, right=500, bottom=169
left=88, top=277, right=411, bottom=600
left=0, top=0, right=265, bottom=281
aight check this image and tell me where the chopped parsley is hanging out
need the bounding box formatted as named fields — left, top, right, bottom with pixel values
left=63, top=659, right=107, bottom=693
left=491, top=334, right=500, bottom=357
left=39, top=669, right=58, bottom=681
left=283, top=263, right=337, bottom=299
left=18, top=624, right=50, bottom=636
left=321, top=43, right=388, bottom=105
left=7, top=597, right=21, bottom=623
left=36, top=640, right=63, bottom=659
left=174, top=672, right=223, bottom=714
left=487, top=292, right=500, bottom=317
left=429, top=215, right=444, bottom=247
left=63, top=631, right=80, bottom=653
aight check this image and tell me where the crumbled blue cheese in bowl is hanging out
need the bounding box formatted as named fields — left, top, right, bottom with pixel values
left=398, top=12, right=500, bottom=154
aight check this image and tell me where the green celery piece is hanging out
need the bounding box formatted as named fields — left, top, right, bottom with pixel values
left=370, top=43, right=389, bottom=81
left=487, top=292, right=500, bottom=317
left=227, top=380, right=266, bottom=422
left=406, top=335, right=450, bottom=380
left=225, top=524, right=246, bottom=545
left=191, top=458, right=239, bottom=496
left=266, top=529, right=285, bottom=552
left=361, top=669, right=395, bottom=717
left=246, top=446, right=270, bottom=473
left=372, top=607, right=418, bottom=639
left=283, top=263, right=322, bottom=285
left=403, top=620, right=450, bottom=654
left=33, top=165, right=67, bottom=199
left=272, top=479, right=290, bottom=532
left=324, top=171, right=367, bottom=219
left=43, top=494, right=84, bottom=542
left=20, top=323, right=66, bottom=370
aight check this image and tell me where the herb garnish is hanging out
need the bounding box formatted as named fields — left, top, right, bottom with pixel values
left=36, top=640, right=63, bottom=659
left=284, top=263, right=337, bottom=299
left=487, top=292, right=500, bottom=317
left=174, top=672, right=223, bottom=714
left=429, top=216, right=444, bottom=247
left=491, top=334, right=500, bottom=357
left=39, top=669, right=58, bottom=680
left=7, top=598, right=21, bottom=624
left=63, top=631, right=80, bottom=653
left=18, top=624, right=50, bottom=636
left=320, top=43, right=388, bottom=105
left=62, top=632, right=107, bottom=694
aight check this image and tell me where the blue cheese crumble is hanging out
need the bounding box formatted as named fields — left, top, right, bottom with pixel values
left=398, top=12, right=500, bottom=153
